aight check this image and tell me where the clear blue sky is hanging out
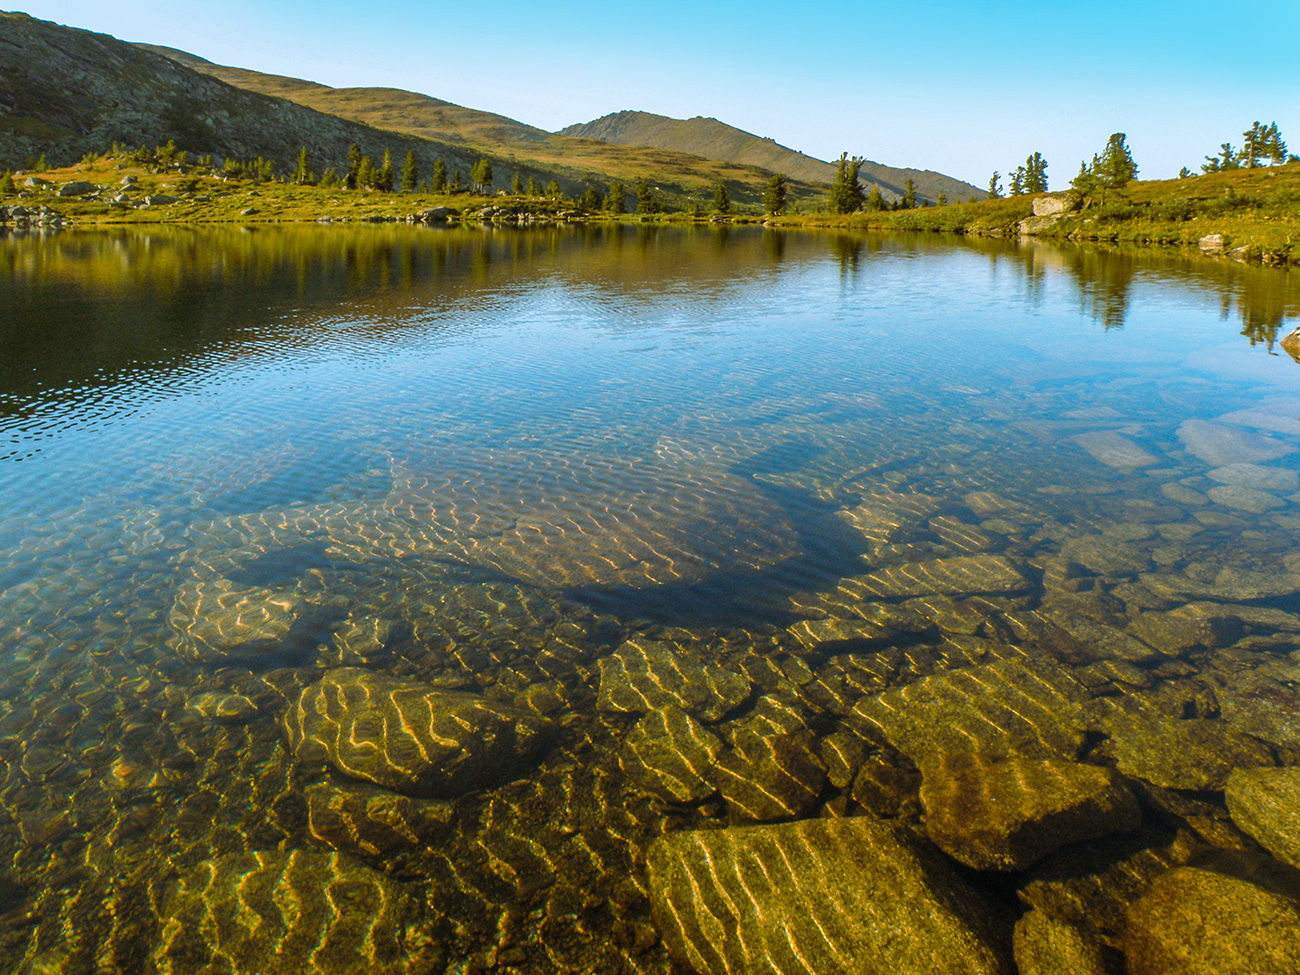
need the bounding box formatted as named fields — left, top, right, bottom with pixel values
left=13, top=1, right=1300, bottom=187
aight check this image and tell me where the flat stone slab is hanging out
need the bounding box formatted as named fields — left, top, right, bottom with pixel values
left=283, top=668, right=553, bottom=798
left=620, top=705, right=723, bottom=803
left=1013, top=911, right=1112, bottom=975
left=852, top=657, right=1091, bottom=764
left=1072, top=431, right=1160, bottom=469
left=1207, top=484, right=1285, bottom=513
left=597, top=639, right=751, bottom=721
left=647, top=818, right=1014, bottom=975
left=1177, top=419, right=1295, bottom=467
left=1207, top=463, right=1300, bottom=493
left=1124, top=866, right=1300, bottom=975
left=849, top=555, right=1029, bottom=599
left=1098, top=701, right=1272, bottom=790
left=1225, top=767, right=1300, bottom=870
left=920, top=753, right=1141, bottom=871
left=713, top=730, right=826, bottom=821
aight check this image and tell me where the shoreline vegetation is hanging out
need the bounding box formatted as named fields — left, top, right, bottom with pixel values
left=3, top=145, right=1299, bottom=267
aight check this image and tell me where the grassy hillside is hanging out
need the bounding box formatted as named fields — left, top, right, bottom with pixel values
left=132, top=45, right=832, bottom=209
left=770, top=163, right=1300, bottom=264
left=559, top=109, right=984, bottom=205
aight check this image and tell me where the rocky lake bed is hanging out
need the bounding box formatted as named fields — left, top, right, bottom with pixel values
left=0, top=226, right=1298, bottom=974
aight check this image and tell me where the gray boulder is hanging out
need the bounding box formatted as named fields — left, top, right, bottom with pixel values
left=1032, top=195, right=1073, bottom=217
left=56, top=180, right=95, bottom=196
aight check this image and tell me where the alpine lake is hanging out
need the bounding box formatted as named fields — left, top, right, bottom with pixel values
left=1, top=223, right=1299, bottom=975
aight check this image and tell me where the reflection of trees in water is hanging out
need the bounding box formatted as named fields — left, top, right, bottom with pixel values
left=764, top=229, right=786, bottom=263
left=830, top=234, right=864, bottom=277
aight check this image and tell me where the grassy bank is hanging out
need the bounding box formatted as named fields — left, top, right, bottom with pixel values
left=768, top=163, right=1300, bottom=265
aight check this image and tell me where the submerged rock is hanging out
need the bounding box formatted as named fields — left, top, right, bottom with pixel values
left=620, top=705, right=723, bottom=803
left=283, top=668, right=553, bottom=798
left=1123, top=865, right=1300, bottom=975
left=852, top=657, right=1091, bottom=765
left=1225, top=767, right=1300, bottom=870
left=1013, top=910, right=1115, bottom=975
left=714, top=729, right=826, bottom=821
left=306, top=781, right=452, bottom=858
left=850, top=555, right=1029, bottom=599
left=167, top=577, right=306, bottom=663
left=647, top=818, right=1014, bottom=975
left=1176, top=419, right=1295, bottom=466
left=152, top=849, right=430, bottom=975
left=1206, top=484, right=1285, bottom=513
left=1207, top=463, right=1300, bottom=493
left=597, top=639, right=750, bottom=721
left=184, top=691, right=259, bottom=724
left=920, top=753, right=1141, bottom=871
left=1072, top=431, right=1159, bottom=469
left=1097, top=700, right=1272, bottom=791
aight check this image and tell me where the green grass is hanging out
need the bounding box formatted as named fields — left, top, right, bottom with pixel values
left=767, top=162, right=1300, bottom=265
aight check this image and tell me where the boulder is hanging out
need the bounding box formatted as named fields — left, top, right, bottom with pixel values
left=1206, top=483, right=1285, bottom=513
left=713, top=729, right=827, bottom=821
left=1013, top=910, right=1115, bottom=975
left=1281, top=328, right=1300, bottom=363
left=1225, top=767, right=1300, bottom=870
left=1127, top=603, right=1243, bottom=657
left=1017, top=215, right=1061, bottom=235
left=848, top=555, right=1029, bottom=599
left=647, top=818, right=1014, bottom=975
left=56, top=180, right=95, bottom=197
left=852, top=656, right=1091, bottom=765
left=1207, top=463, right=1299, bottom=493
left=1071, top=431, right=1160, bottom=469
left=283, top=668, right=553, bottom=798
left=306, top=781, right=452, bottom=857
left=151, top=848, right=431, bottom=975
left=597, top=639, right=750, bottom=721
left=1032, top=195, right=1073, bottom=217
left=920, top=753, right=1141, bottom=871
left=1176, top=419, right=1294, bottom=466
left=145, top=194, right=179, bottom=206
left=1198, top=234, right=1226, bottom=253
left=619, top=705, right=723, bottom=803
left=1097, top=700, right=1272, bottom=790
left=167, top=576, right=312, bottom=663
left=1124, top=865, right=1300, bottom=975
left=184, top=691, right=259, bottom=724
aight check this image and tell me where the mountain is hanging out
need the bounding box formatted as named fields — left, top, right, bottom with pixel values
left=561, top=110, right=983, bottom=204
left=0, top=12, right=529, bottom=187
left=129, top=45, right=831, bottom=207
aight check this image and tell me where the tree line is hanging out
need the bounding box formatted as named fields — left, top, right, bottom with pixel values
left=1195, top=121, right=1291, bottom=174
left=987, top=152, right=1048, bottom=199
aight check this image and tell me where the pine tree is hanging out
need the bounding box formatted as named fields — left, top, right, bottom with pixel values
left=636, top=181, right=658, bottom=214
left=546, top=179, right=562, bottom=198
left=1096, top=133, right=1138, bottom=188
left=987, top=172, right=1002, bottom=199
left=763, top=173, right=788, bottom=215
left=902, top=177, right=917, bottom=209
left=1178, top=166, right=1192, bottom=179
left=605, top=181, right=626, bottom=214
left=1024, top=152, right=1048, bottom=193
left=579, top=187, right=602, bottom=210
left=1241, top=122, right=1266, bottom=168
left=376, top=149, right=394, bottom=192
left=1010, top=167, right=1024, bottom=196
left=865, top=185, right=885, bottom=211
left=713, top=183, right=731, bottom=214
left=319, top=167, right=339, bottom=189
left=357, top=155, right=375, bottom=190
left=294, top=147, right=310, bottom=184
left=0, top=170, right=14, bottom=195
left=1264, top=122, right=1288, bottom=165
left=1069, top=160, right=1096, bottom=200
left=527, top=175, right=537, bottom=196
left=401, top=150, right=418, bottom=192
left=471, top=159, right=493, bottom=194
left=511, top=172, right=522, bottom=194
left=450, top=170, right=464, bottom=193
left=827, top=152, right=866, bottom=213
left=346, top=144, right=362, bottom=189
left=431, top=159, right=448, bottom=193
left=936, top=191, right=947, bottom=206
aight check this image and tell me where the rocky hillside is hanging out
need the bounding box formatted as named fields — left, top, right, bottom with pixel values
left=0, top=13, right=562, bottom=191
left=132, top=45, right=831, bottom=207
left=562, top=110, right=984, bottom=204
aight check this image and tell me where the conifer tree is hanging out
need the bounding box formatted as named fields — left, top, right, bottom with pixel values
left=1069, top=160, right=1096, bottom=200
left=511, top=172, right=522, bottom=194
left=319, top=167, right=339, bottom=188
left=828, top=152, right=866, bottom=213
left=763, top=173, right=788, bottom=215
left=1178, top=166, right=1192, bottom=179
left=579, top=187, right=602, bottom=210
left=376, top=149, right=394, bottom=192
left=471, top=159, right=493, bottom=194
left=1241, top=122, right=1266, bottom=168
left=902, top=177, right=917, bottom=209
left=713, top=183, right=731, bottom=214
left=357, top=155, right=375, bottom=190
left=1264, top=122, right=1288, bottom=165
left=865, top=185, right=885, bottom=211
left=431, top=158, right=448, bottom=193
left=605, top=181, right=626, bottom=214
left=527, top=175, right=537, bottom=196
left=294, top=147, right=310, bottom=184
left=346, top=144, right=362, bottom=189
left=1010, top=167, right=1024, bottom=196
left=936, top=191, right=947, bottom=206
left=988, top=172, right=1003, bottom=199
left=546, top=179, right=562, bottom=198
left=1024, top=152, right=1048, bottom=193
left=1096, top=133, right=1138, bottom=188
left=401, top=150, right=418, bottom=192
left=451, top=170, right=464, bottom=193
left=636, top=181, right=658, bottom=213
